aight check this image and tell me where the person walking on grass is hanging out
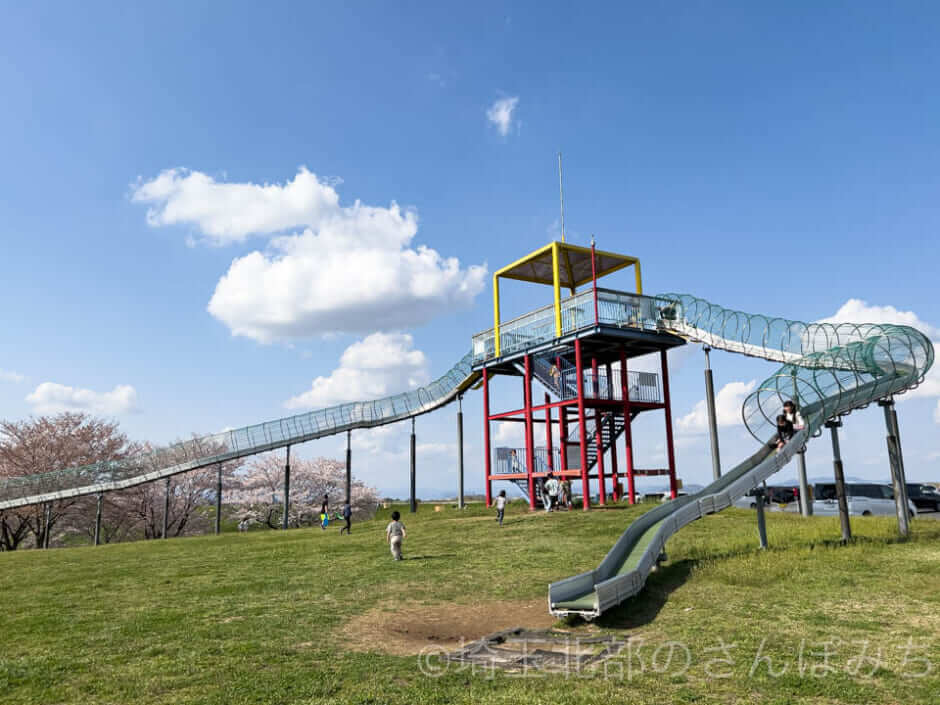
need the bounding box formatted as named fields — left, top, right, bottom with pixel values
left=495, top=490, right=507, bottom=526
left=386, top=510, right=407, bottom=560
left=319, top=494, right=330, bottom=529
left=340, top=501, right=352, bottom=535
left=544, top=472, right=560, bottom=512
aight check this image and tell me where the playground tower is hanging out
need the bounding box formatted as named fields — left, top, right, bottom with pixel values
left=471, top=241, right=686, bottom=510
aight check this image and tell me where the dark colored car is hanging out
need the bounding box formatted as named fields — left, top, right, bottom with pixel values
left=906, top=484, right=940, bottom=512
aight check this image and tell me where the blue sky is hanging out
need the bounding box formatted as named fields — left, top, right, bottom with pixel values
left=2, top=2, right=939, bottom=498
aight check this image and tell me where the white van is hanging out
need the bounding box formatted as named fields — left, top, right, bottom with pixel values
left=812, top=483, right=917, bottom=518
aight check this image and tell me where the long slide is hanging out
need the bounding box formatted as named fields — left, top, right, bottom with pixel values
left=0, top=354, right=480, bottom=510
left=548, top=293, right=933, bottom=618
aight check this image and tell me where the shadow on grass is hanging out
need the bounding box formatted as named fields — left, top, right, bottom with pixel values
left=587, top=559, right=698, bottom=630
left=404, top=554, right=457, bottom=562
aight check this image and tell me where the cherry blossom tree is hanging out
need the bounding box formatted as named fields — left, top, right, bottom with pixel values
left=0, top=413, right=138, bottom=550
left=228, top=452, right=378, bottom=529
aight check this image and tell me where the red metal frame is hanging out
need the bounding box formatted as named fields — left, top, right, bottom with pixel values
left=483, top=367, right=492, bottom=507
left=575, top=339, right=590, bottom=509
left=481, top=335, right=678, bottom=511
left=607, top=360, right=620, bottom=501
left=661, top=349, right=678, bottom=499
left=592, top=357, right=606, bottom=506
left=545, top=392, right=554, bottom=474
left=524, top=355, right=536, bottom=509
left=621, top=347, right=637, bottom=504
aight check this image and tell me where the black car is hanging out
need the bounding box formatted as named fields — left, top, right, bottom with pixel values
left=906, top=484, right=940, bottom=512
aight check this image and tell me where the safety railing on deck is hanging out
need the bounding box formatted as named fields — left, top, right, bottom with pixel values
left=492, top=447, right=562, bottom=476
left=472, top=289, right=676, bottom=363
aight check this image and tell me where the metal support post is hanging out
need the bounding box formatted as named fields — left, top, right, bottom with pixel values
left=457, top=397, right=464, bottom=509
left=43, top=502, right=51, bottom=548
left=608, top=412, right=620, bottom=501
left=483, top=367, right=492, bottom=507
left=796, top=449, right=812, bottom=517
left=410, top=417, right=417, bottom=513
left=162, top=477, right=170, bottom=539
left=620, top=347, right=636, bottom=505
left=661, top=349, right=678, bottom=499
left=826, top=420, right=852, bottom=543
left=879, top=400, right=909, bottom=537
left=890, top=404, right=911, bottom=520
left=575, top=339, right=590, bottom=509
left=345, top=430, right=352, bottom=506
left=524, top=355, right=536, bottom=509
left=94, top=493, right=103, bottom=546
left=755, top=487, right=768, bottom=549
left=703, top=346, right=721, bottom=481
left=282, top=445, right=291, bottom=530
left=592, top=357, right=607, bottom=505
left=215, top=463, right=222, bottom=535
left=544, top=393, right=555, bottom=473
left=791, top=371, right=811, bottom=516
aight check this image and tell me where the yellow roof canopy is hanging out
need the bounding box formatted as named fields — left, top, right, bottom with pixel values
left=495, top=241, right=640, bottom=290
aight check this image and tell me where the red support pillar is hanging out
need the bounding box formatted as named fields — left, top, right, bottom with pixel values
left=606, top=363, right=619, bottom=500
left=620, top=347, right=637, bottom=504
left=545, top=393, right=555, bottom=474
left=661, top=349, right=678, bottom=499
left=575, top=339, right=590, bottom=509
left=559, top=404, right=569, bottom=473
left=524, top=355, right=536, bottom=509
left=483, top=367, right=492, bottom=507
left=592, top=357, right=607, bottom=506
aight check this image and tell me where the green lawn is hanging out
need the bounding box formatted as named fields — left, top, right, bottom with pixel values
left=1, top=501, right=938, bottom=704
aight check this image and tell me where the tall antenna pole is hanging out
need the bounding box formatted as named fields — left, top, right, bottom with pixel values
left=558, top=151, right=566, bottom=242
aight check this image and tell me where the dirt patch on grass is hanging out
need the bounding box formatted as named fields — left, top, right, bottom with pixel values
left=339, top=599, right=558, bottom=655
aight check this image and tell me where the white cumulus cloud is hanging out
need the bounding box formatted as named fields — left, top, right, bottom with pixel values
left=131, top=167, right=339, bottom=246
left=26, top=383, right=138, bottom=415
left=818, top=299, right=940, bottom=400
left=285, top=333, right=430, bottom=409
left=0, top=369, right=24, bottom=383
left=486, top=96, right=519, bottom=136
left=677, top=380, right=757, bottom=435
left=133, top=167, right=487, bottom=342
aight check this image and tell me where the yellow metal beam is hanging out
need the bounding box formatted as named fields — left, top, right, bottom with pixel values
left=493, top=242, right=556, bottom=279
left=634, top=259, right=643, bottom=294
left=493, top=274, right=501, bottom=357
left=551, top=242, right=562, bottom=336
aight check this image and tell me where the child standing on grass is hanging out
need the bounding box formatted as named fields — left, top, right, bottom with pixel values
left=495, top=490, right=507, bottom=526
left=386, top=510, right=407, bottom=560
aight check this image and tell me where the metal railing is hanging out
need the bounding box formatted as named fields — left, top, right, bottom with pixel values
left=472, top=289, right=676, bottom=363
left=493, top=447, right=562, bottom=476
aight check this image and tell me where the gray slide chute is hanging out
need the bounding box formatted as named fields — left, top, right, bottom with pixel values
left=549, top=293, right=933, bottom=618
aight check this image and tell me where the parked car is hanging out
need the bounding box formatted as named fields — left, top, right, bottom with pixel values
left=732, top=486, right=796, bottom=509
left=906, top=483, right=940, bottom=512
left=812, top=483, right=917, bottom=518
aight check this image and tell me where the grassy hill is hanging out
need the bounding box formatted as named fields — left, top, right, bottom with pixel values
left=1, top=501, right=938, bottom=704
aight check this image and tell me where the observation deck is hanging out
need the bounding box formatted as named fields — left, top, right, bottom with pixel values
left=471, top=288, right=686, bottom=367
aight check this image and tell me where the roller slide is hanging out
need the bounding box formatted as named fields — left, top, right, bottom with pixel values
left=0, top=354, right=479, bottom=510
left=548, top=294, right=933, bottom=618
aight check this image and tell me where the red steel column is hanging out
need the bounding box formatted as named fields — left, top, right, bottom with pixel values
left=483, top=367, right=492, bottom=507
left=524, top=355, right=536, bottom=509
left=620, top=347, right=637, bottom=504
left=592, top=356, right=607, bottom=506
left=559, top=404, right=569, bottom=473
left=661, top=349, right=678, bottom=499
left=575, top=339, right=590, bottom=509
left=607, top=360, right=620, bottom=501
left=545, top=393, right=555, bottom=473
